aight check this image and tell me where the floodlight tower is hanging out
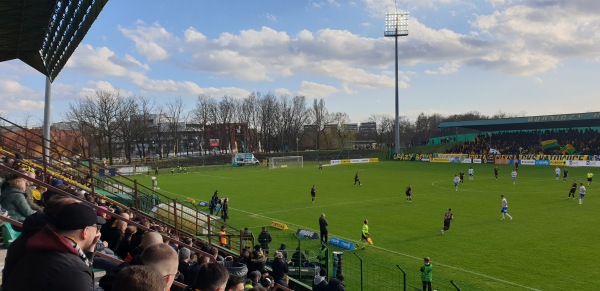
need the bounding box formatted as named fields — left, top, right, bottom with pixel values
left=385, top=12, right=409, bottom=155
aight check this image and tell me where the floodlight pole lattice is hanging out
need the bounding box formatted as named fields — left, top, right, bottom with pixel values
left=385, top=12, right=408, bottom=155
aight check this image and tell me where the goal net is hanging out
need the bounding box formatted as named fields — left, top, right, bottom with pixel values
left=269, top=156, right=303, bottom=169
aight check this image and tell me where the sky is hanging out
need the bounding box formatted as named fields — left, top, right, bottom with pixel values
left=2, top=0, right=600, bottom=126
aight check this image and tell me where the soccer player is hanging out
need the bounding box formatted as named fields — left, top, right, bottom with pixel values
left=441, top=208, right=453, bottom=235
left=514, top=160, right=519, bottom=172
left=453, top=175, right=460, bottom=191
left=311, top=185, right=316, bottom=203
left=354, top=172, right=362, bottom=186
left=405, top=185, right=412, bottom=203
left=587, top=171, right=594, bottom=186
left=568, top=180, right=577, bottom=200
left=511, top=170, right=517, bottom=185
left=357, top=219, right=369, bottom=250
left=579, top=183, right=586, bottom=205
left=563, top=168, right=568, bottom=182
left=319, top=162, right=323, bottom=171
left=555, top=167, right=561, bottom=180
left=494, top=166, right=499, bottom=180
left=459, top=171, right=465, bottom=184
left=468, top=167, right=474, bottom=180
left=500, top=195, right=513, bottom=221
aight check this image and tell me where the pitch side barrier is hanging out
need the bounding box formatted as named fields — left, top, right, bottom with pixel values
left=329, top=158, right=379, bottom=165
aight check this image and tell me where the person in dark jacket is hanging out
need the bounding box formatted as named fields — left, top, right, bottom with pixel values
left=326, top=274, right=346, bottom=291
left=319, top=213, right=329, bottom=244
left=258, top=226, right=272, bottom=253
left=221, top=198, right=229, bottom=223
left=4, top=202, right=105, bottom=291
left=2, top=196, right=79, bottom=284
left=271, top=251, right=289, bottom=283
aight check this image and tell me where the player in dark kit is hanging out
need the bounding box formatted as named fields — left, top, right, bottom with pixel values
left=515, top=160, right=519, bottom=172
left=354, top=172, right=362, bottom=186
left=311, top=185, right=316, bottom=203
left=441, top=208, right=453, bottom=235
left=442, top=208, right=454, bottom=234
left=405, top=185, right=412, bottom=203
left=563, top=169, right=569, bottom=182
left=494, top=166, right=499, bottom=180
left=459, top=171, right=465, bottom=184
left=568, top=180, right=577, bottom=200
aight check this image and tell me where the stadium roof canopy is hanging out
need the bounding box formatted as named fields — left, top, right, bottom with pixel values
left=438, top=112, right=600, bottom=131
left=0, top=0, right=108, bottom=82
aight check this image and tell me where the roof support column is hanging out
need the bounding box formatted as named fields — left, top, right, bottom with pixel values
left=43, top=76, right=51, bottom=162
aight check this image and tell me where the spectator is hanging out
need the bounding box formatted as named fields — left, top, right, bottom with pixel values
left=250, top=245, right=267, bottom=274
left=326, top=274, right=346, bottom=291
left=112, top=265, right=165, bottom=291
left=178, top=247, right=197, bottom=286
left=124, top=230, right=163, bottom=262
left=242, top=227, right=253, bottom=249
left=238, top=247, right=251, bottom=265
left=271, top=251, right=289, bottom=283
left=141, top=243, right=180, bottom=291
left=292, top=247, right=308, bottom=267
left=192, top=262, right=230, bottom=291
left=277, top=243, right=288, bottom=260
left=4, top=202, right=105, bottom=290
left=247, top=270, right=261, bottom=288
left=219, top=225, right=229, bottom=248
left=116, top=225, right=137, bottom=259
left=103, top=212, right=130, bottom=250
left=225, top=275, right=246, bottom=291
left=313, top=268, right=328, bottom=291
left=2, top=196, right=79, bottom=284
left=1, top=177, right=37, bottom=222
left=258, top=226, right=272, bottom=253
left=259, top=277, right=272, bottom=290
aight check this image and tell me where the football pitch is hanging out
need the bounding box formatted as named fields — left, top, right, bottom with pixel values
left=149, top=161, right=599, bottom=290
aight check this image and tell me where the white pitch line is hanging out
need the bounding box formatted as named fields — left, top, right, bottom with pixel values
left=231, top=206, right=542, bottom=291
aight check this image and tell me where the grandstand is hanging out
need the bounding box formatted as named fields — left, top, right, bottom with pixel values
left=439, top=112, right=600, bottom=156
left=0, top=116, right=299, bottom=290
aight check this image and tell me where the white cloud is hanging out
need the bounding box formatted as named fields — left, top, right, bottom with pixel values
left=77, top=81, right=134, bottom=98
left=265, top=13, right=278, bottom=22
left=425, top=61, right=461, bottom=75
left=0, top=79, right=44, bottom=112
left=298, top=81, right=338, bottom=98
left=67, top=45, right=148, bottom=77
left=118, top=21, right=176, bottom=61
left=274, top=88, right=294, bottom=96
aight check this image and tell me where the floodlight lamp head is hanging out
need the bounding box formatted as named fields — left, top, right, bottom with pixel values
left=384, top=12, right=409, bottom=37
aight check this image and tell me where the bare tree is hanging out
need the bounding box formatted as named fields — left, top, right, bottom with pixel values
left=163, top=97, right=185, bottom=158
left=312, top=98, right=327, bottom=150
left=258, top=93, right=281, bottom=152
left=193, top=94, right=217, bottom=154
left=65, top=89, right=132, bottom=164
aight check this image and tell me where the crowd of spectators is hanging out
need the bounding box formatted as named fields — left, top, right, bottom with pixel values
left=1, top=152, right=345, bottom=290
left=446, top=128, right=600, bottom=155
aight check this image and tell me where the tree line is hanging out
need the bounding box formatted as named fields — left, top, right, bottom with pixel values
left=63, top=89, right=520, bottom=164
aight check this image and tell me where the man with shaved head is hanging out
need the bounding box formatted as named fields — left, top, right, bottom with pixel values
left=142, top=243, right=180, bottom=291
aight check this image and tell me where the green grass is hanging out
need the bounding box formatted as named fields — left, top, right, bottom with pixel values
left=143, top=161, right=599, bottom=290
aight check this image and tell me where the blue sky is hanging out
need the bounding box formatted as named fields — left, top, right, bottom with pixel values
left=2, top=0, right=600, bottom=125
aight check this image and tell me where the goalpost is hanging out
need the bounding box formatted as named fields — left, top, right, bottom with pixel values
left=269, top=156, right=303, bottom=169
